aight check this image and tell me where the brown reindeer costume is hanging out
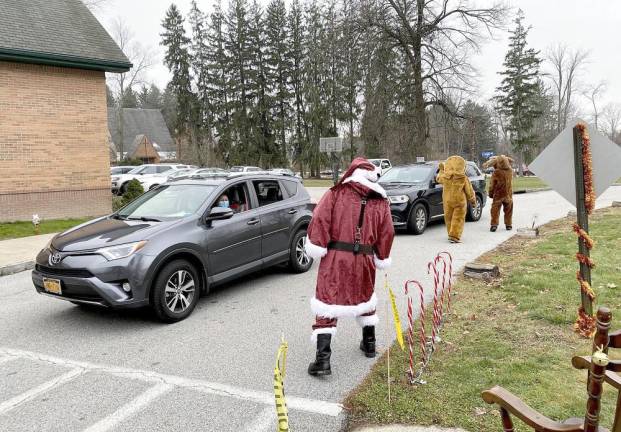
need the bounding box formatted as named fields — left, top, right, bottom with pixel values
left=483, top=155, right=514, bottom=231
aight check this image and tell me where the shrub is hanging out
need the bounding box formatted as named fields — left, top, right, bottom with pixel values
left=112, top=196, right=125, bottom=212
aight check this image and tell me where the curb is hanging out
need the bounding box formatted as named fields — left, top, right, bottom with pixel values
left=513, top=187, right=552, bottom=194
left=0, top=260, right=34, bottom=277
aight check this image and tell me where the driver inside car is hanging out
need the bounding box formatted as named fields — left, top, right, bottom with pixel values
left=216, top=194, right=230, bottom=208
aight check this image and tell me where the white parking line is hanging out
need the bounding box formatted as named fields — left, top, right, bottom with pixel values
left=83, top=383, right=174, bottom=432
left=0, top=347, right=343, bottom=417
left=0, top=368, right=83, bottom=415
left=242, top=407, right=275, bottom=432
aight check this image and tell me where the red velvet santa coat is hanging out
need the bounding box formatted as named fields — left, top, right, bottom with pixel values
left=305, top=177, right=395, bottom=320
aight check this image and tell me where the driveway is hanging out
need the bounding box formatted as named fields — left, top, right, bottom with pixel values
left=1, top=187, right=620, bottom=432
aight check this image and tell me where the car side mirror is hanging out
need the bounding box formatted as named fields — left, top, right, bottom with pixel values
left=206, top=207, right=234, bottom=221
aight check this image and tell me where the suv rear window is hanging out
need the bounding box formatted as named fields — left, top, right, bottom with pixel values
left=253, top=180, right=284, bottom=206
left=282, top=180, right=298, bottom=197
left=466, top=165, right=480, bottom=177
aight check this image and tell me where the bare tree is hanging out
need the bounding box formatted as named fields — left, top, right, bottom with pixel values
left=545, top=44, right=589, bottom=132
left=81, top=0, right=108, bottom=12
left=582, top=81, right=606, bottom=131
left=601, top=103, right=621, bottom=143
left=107, top=18, right=155, bottom=159
left=359, top=0, right=508, bottom=159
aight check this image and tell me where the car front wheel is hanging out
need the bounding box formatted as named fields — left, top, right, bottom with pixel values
left=289, top=229, right=313, bottom=273
left=151, top=260, right=200, bottom=323
left=407, top=203, right=428, bottom=235
left=467, top=195, right=483, bottom=222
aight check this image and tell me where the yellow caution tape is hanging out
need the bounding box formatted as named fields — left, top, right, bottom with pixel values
left=274, top=335, right=289, bottom=432
left=386, top=275, right=405, bottom=350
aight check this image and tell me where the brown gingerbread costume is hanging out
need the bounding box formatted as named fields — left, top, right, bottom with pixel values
left=483, top=155, right=514, bottom=231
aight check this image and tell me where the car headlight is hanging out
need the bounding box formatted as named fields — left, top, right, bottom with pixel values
left=111, top=176, right=120, bottom=182
left=96, top=241, right=147, bottom=261
left=389, top=195, right=410, bottom=204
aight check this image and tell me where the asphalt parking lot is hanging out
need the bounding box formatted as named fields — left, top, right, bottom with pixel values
left=1, top=187, right=620, bottom=432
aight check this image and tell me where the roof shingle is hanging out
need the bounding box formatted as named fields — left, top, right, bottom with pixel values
left=0, top=0, right=131, bottom=72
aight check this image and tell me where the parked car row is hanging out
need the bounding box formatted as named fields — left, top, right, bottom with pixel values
left=111, top=164, right=303, bottom=194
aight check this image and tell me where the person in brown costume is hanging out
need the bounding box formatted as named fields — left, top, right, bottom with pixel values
left=483, top=155, right=514, bottom=232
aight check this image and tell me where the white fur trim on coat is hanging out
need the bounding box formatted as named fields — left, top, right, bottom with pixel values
left=311, top=327, right=337, bottom=343
left=343, top=168, right=387, bottom=198
left=311, top=292, right=378, bottom=319
left=356, top=314, right=379, bottom=327
left=304, top=239, right=327, bottom=259
left=374, top=255, right=392, bottom=270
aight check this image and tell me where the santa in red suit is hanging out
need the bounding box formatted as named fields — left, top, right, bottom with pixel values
left=304, top=157, right=395, bottom=376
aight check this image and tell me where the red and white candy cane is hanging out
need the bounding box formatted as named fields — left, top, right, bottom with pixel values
left=437, top=251, right=454, bottom=314
left=414, top=279, right=426, bottom=364
left=404, top=280, right=420, bottom=382
left=427, top=260, right=441, bottom=343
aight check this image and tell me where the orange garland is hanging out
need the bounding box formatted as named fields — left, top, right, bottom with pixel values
left=572, top=223, right=594, bottom=249
left=576, top=123, right=595, bottom=214
left=576, top=253, right=595, bottom=268
left=576, top=271, right=596, bottom=300
left=574, top=307, right=597, bottom=338
left=573, top=123, right=596, bottom=337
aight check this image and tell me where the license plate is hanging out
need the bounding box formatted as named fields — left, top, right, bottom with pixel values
left=43, top=278, right=62, bottom=295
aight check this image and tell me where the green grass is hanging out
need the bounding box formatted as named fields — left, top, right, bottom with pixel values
left=484, top=176, right=549, bottom=192
left=0, top=218, right=91, bottom=241
left=346, top=208, right=621, bottom=431
left=303, top=178, right=335, bottom=187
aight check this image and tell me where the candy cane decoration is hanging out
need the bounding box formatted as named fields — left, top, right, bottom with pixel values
left=428, top=261, right=441, bottom=343
left=404, top=280, right=418, bottom=382
left=437, top=251, right=454, bottom=314
left=416, top=279, right=426, bottom=364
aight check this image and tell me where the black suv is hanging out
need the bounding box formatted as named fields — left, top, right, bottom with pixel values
left=380, top=161, right=486, bottom=234
left=32, top=175, right=314, bottom=322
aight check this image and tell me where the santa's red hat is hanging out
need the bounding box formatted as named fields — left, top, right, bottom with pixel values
left=337, top=157, right=377, bottom=186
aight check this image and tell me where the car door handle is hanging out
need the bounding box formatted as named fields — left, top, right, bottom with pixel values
left=288, top=209, right=298, bottom=214
left=247, top=219, right=260, bottom=225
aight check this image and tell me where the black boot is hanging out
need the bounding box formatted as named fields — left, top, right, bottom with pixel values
left=359, top=326, right=376, bottom=358
left=308, top=334, right=332, bottom=376
left=490, top=225, right=498, bottom=232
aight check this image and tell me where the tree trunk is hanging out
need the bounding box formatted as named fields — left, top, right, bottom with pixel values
left=412, top=0, right=427, bottom=161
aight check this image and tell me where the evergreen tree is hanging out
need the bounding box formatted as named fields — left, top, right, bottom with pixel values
left=138, top=84, right=163, bottom=109
left=247, top=0, right=278, bottom=167
left=265, top=0, right=292, bottom=164
left=121, top=87, right=139, bottom=108
left=206, top=1, right=233, bottom=164
left=188, top=0, right=214, bottom=157
left=225, top=0, right=253, bottom=163
left=161, top=4, right=193, bottom=138
left=339, top=0, right=363, bottom=161
left=287, top=0, right=308, bottom=171
left=495, top=10, right=542, bottom=174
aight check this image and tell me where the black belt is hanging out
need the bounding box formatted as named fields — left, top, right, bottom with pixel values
left=328, top=241, right=374, bottom=255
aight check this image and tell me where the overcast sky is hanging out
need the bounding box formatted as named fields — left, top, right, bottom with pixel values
left=93, top=0, right=621, bottom=113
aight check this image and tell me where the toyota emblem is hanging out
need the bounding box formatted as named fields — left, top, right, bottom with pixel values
left=49, top=253, right=62, bottom=266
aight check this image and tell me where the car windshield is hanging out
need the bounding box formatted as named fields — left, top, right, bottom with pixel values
left=110, top=167, right=126, bottom=174
left=128, top=166, right=146, bottom=174
left=370, top=160, right=380, bottom=167
left=380, top=165, right=432, bottom=183
left=116, top=185, right=217, bottom=220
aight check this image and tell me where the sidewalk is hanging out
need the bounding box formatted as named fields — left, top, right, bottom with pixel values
left=0, top=233, right=55, bottom=276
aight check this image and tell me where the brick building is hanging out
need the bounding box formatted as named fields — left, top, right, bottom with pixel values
left=0, top=0, right=131, bottom=222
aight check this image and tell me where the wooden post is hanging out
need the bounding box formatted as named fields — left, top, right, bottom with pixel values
left=584, top=307, right=611, bottom=432
left=573, top=126, right=593, bottom=316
